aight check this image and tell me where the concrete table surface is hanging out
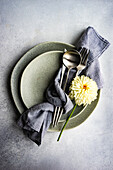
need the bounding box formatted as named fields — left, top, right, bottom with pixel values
left=0, top=0, right=113, bottom=170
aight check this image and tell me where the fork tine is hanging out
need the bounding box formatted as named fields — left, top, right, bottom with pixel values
left=81, top=48, right=89, bottom=64
left=83, top=49, right=90, bottom=64
left=81, top=50, right=88, bottom=63
left=80, top=47, right=84, bottom=56
left=80, top=47, right=86, bottom=56
left=83, top=51, right=89, bottom=65
left=81, top=48, right=87, bottom=62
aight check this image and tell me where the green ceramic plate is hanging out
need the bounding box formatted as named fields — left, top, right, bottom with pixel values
left=10, top=41, right=100, bottom=131
left=20, top=51, right=86, bottom=122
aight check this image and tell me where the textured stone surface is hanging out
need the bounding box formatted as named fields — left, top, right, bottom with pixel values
left=0, top=0, right=113, bottom=170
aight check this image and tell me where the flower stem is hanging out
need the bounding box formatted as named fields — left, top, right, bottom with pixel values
left=57, top=104, right=77, bottom=141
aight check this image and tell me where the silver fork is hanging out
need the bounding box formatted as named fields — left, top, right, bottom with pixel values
left=76, top=47, right=90, bottom=75
left=54, top=48, right=90, bottom=127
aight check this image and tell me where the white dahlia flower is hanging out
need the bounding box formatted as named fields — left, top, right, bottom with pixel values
left=69, top=75, right=98, bottom=106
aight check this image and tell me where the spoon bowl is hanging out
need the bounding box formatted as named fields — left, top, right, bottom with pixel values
left=63, top=50, right=81, bottom=70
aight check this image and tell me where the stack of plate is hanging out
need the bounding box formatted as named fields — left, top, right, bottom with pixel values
left=10, top=42, right=100, bottom=131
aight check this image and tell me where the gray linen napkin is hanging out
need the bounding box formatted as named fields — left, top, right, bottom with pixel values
left=18, top=26, right=110, bottom=145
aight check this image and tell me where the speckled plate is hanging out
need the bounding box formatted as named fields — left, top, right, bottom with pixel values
left=10, top=41, right=100, bottom=131
left=20, top=51, right=86, bottom=122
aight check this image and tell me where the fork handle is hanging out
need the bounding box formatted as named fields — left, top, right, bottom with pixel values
left=54, top=68, right=71, bottom=126
left=52, top=64, right=66, bottom=126
left=54, top=69, right=78, bottom=126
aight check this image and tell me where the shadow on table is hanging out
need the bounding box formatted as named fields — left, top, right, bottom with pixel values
left=71, top=28, right=85, bottom=47
left=6, top=45, right=33, bottom=121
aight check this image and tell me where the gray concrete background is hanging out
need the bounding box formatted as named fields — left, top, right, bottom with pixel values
left=0, top=0, right=113, bottom=170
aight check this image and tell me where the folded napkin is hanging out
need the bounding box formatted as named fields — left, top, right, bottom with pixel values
left=18, top=27, right=110, bottom=146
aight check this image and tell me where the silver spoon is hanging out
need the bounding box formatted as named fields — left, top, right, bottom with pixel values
left=52, top=49, right=81, bottom=127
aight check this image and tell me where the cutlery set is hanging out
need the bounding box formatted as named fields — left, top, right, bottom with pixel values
left=52, top=47, right=90, bottom=127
